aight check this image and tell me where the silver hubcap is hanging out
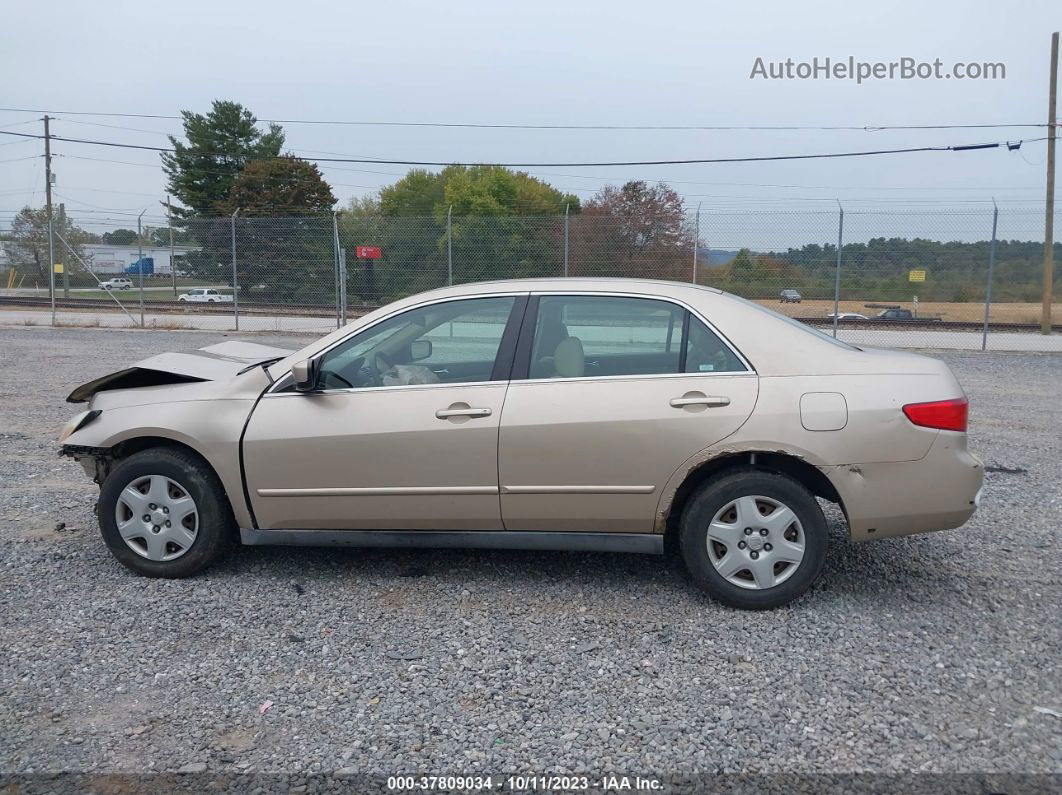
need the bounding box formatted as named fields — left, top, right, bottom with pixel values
left=706, top=495, right=805, bottom=590
left=114, top=475, right=199, bottom=561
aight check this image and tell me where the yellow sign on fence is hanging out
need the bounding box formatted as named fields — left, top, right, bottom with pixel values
left=908, top=269, right=926, bottom=283
left=53, top=263, right=64, bottom=274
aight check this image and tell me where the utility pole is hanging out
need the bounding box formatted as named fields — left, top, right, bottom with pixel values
left=563, top=203, right=570, bottom=277
left=446, top=204, right=453, bottom=287
left=43, top=115, right=55, bottom=307
left=692, top=203, right=702, bottom=284
left=833, top=201, right=844, bottom=339
left=167, top=195, right=177, bottom=298
left=59, top=203, right=69, bottom=298
left=231, top=208, right=240, bottom=332
left=1043, top=31, right=1059, bottom=335
left=137, top=210, right=146, bottom=328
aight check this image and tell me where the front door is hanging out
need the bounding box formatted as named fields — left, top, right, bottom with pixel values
left=498, top=294, right=758, bottom=534
left=243, top=295, right=523, bottom=531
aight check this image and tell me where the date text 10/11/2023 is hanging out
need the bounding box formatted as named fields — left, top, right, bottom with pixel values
left=386, top=775, right=664, bottom=791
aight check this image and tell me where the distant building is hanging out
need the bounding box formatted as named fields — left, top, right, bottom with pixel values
left=82, top=243, right=198, bottom=275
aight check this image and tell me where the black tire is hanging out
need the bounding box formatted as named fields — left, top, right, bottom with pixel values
left=679, top=469, right=827, bottom=610
left=98, top=446, right=236, bottom=578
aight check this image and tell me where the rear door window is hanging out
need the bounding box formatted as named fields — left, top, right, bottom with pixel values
left=527, top=295, right=746, bottom=379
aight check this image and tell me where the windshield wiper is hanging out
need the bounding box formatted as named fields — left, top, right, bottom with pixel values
left=237, top=356, right=286, bottom=379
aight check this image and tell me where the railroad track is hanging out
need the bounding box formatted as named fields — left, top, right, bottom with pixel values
left=0, top=295, right=376, bottom=318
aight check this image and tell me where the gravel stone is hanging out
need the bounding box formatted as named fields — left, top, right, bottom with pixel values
left=0, top=327, right=1060, bottom=783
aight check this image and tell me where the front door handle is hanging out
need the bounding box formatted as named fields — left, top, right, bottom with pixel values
left=435, top=406, right=492, bottom=419
left=670, top=395, right=731, bottom=408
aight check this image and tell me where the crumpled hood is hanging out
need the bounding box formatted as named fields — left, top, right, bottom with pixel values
left=67, top=340, right=294, bottom=403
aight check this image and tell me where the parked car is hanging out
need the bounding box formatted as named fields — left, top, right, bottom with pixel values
left=100, top=277, right=133, bottom=291
left=825, top=312, right=869, bottom=321
left=60, top=279, right=982, bottom=609
left=873, top=308, right=942, bottom=322
left=177, top=288, right=233, bottom=303
left=779, top=289, right=802, bottom=303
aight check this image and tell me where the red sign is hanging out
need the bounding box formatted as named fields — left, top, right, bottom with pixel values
left=355, top=245, right=382, bottom=259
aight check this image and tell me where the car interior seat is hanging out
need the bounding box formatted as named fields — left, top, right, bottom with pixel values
left=551, top=336, right=585, bottom=378
left=530, top=303, right=570, bottom=378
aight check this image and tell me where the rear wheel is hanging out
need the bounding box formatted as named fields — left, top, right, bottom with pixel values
left=98, top=447, right=235, bottom=578
left=679, top=469, right=827, bottom=609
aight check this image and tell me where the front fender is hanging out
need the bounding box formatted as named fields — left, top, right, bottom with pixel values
left=63, top=399, right=258, bottom=528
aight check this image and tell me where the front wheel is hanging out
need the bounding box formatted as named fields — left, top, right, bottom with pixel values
left=679, top=469, right=827, bottom=609
left=98, top=447, right=235, bottom=578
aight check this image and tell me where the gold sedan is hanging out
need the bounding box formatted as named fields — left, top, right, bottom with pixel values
left=61, top=279, right=982, bottom=609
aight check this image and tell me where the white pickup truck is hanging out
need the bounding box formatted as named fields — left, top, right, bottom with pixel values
left=177, top=288, right=233, bottom=303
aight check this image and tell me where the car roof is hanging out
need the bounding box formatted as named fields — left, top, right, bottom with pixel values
left=397, top=277, right=724, bottom=302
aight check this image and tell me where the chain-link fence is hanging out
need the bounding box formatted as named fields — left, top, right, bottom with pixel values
left=2, top=207, right=1059, bottom=350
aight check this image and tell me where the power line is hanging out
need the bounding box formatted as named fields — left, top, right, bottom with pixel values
left=0, top=118, right=41, bottom=130
left=0, top=128, right=1046, bottom=167
left=0, top=107, right=1052, bottom=131
left=51, top=118, right=393, bottom=161
left=59, top=152, right=1045, bottom=197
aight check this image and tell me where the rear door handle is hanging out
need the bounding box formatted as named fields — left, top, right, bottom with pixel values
left=670, top=395, right=730, bottom=408
left=435, top=407, right=492, bottom=419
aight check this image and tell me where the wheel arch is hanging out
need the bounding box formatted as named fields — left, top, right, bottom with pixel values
left=103, top=435, right=218, bottom=484
left=660, top=450, right=847, bottom=547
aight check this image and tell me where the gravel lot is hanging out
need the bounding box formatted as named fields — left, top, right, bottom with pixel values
left=1, top=326, right=1060, bottom=791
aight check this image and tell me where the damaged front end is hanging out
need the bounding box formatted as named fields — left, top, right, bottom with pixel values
left=65, top=340, right=293, bottom=404
left=59, top=443, right=114, bottom=484
left=58, top=340, right=295, bottom=521
left=67, top=369, right=206, bottom=403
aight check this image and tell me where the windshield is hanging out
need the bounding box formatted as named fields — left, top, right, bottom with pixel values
left=732, top=295, right=860, bottom=351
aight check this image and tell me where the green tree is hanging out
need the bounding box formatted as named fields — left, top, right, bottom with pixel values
left=380, top=165, right=578, bottom=218
left=101, top=229, right=138, bottom=245
left=359, top=166, right=579, bottom=296
left=215, top=157, right=336, bottom=301
left=379, top=169, right=447, bottom=216
left=728, top=249, right=755, bottom=275
left=2, top=206, right=94, bottom=285
left=162, top=100, right=285, bottom=218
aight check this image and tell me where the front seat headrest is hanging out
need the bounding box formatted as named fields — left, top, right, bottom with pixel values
left=553, top=336, right=585, bottom=378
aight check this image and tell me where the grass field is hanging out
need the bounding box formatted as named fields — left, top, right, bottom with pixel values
left=759, top=298, right=1054, bottom=325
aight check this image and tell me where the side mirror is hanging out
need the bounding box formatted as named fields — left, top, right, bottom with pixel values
left=410, top=339, right=433, bottom=361
left=291, top=358, right=319, bottom=392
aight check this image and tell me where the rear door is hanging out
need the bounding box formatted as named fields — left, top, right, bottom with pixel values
left=498, top=293, right=758, bottom=534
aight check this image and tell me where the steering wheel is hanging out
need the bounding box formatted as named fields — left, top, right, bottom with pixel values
left=318, top=356, right=360, bottom=390
left=326, top=371, right=354, bottom=389
left=320, top=355, right=389, bottom=389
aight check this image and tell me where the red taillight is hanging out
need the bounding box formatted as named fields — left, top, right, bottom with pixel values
left=902, top=397, right=968, bottom=432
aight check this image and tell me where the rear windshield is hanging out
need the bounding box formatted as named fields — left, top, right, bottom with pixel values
left=732, top=296, right=860, bottom=351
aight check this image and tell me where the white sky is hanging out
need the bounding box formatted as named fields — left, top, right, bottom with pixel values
left=0, top=0, right=1058, bottom=243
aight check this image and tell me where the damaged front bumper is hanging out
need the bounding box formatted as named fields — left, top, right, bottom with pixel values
left=59, top=444, right=113, bottom=483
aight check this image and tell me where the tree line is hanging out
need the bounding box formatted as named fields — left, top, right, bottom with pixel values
left=705, top=239, right=1061, bottom=303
